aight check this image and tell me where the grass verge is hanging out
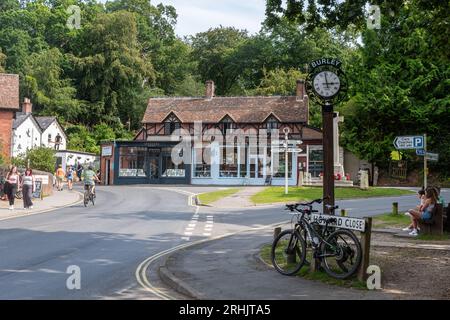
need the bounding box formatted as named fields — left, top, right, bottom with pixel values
left=260, top=244, right=367, bottom=290
left=372, top=213, right=411, bottom=229
left=251, top=187, right=415, bottom=204
left=197, top=188, right=241, bottom=205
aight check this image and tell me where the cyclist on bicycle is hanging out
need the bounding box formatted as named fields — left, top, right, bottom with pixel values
left=82, top=166, right=100, bottom=197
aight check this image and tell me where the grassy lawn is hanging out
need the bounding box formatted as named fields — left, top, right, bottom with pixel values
left=251, top=186, right=415, bottom=204
left=260, top=244, right=367, bottom=290
left=197, top=188, right=241, bottom=205
left=372, top=213, right=411, bottom=229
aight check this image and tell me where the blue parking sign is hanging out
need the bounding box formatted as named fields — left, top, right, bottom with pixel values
left=413, top=136, right=424, bottom=148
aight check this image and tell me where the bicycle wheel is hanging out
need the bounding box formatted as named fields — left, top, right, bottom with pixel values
left=271, top=229, right=306, bottom=276
left=84, top=191, right=89, bottom=207
left=320, top=229, right=362, bottom=279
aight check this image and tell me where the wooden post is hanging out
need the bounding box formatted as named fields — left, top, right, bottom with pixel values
left=392, top=202, right=398, bottom=215
left=274, top=227, right=281, bottom=240
left=310, top=252, right=321, bottom=273
left=341, top=209, right=347, bottom=217
left=357, top=217, right=372, bottom=282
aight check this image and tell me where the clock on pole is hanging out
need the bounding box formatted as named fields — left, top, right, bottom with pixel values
left=305, top=58, right=348, bottom=214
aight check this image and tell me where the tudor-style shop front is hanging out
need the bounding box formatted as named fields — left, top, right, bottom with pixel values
left=100, top=80, right=327, bottom=186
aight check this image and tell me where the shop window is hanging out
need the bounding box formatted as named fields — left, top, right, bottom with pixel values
left=119, top=147, right=147, bottom=177
left=220, top=145, right=238, bottom=178
left=273, top=151, right=292, bottom=178
left=193, top=148, right=211, bottom=178
left=309, top=147, right=323, bottom=178
left=161, top=155, right=185, bottom=177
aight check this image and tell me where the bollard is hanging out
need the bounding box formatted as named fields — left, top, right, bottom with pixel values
left=357, top=217, right=373, bottom=282
left=392, top=202, right=399, bottom=215
left=274, top=227, right=281, bottom=240
left=341, top=209, right=347, bottom=217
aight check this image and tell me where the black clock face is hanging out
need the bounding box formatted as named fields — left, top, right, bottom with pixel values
left=313, top=71, right=341, bottom=98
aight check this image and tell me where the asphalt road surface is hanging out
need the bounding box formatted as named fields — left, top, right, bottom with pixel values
left=0, top=186, right=448, bottom=299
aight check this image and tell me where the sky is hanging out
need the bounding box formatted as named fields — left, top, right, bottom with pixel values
left=151, top=0, right=266, bottom=37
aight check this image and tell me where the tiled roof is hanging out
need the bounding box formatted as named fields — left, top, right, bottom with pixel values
left=0, top=74, right=20, bottom=110
left=142, top=96, right=309, bottom=124
left=35, top=116, right=56, bottom=130
left=12, top=114, right=32, bottom=129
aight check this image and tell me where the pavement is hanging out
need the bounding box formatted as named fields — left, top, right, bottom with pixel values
left=160, top=227, right=391, bottom=300
left=209, top=187, right=267, bottom=208
left=0, top=188, right=83, bottom=221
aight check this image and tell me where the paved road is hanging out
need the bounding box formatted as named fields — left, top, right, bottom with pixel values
left=0, top=185, right=448, bottom=299
left=0, top=186, right=214, bottom=299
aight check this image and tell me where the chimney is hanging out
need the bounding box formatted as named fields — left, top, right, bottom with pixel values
left=296, top=79, right=306, bottom=101
left=205, top=80, right=215, bottom=100
left=22, top=97, right=33, bottom=114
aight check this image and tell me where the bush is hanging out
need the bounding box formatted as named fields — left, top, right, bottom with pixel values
left=12, top=147, right=56, bottom=173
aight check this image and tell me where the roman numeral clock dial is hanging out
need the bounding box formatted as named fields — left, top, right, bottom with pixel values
left=313, top=71, right=341, bottom=99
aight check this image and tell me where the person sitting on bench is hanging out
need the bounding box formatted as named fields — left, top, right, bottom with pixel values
left=405, top=187, right=438, bottom=236
left=403, top=188, right=425, bottom=232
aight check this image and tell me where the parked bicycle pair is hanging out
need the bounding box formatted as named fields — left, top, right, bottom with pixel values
left=271, top=197, right=362, bottom=279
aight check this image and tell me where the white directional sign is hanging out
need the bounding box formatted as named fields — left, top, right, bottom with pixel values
left=274, top=148, right=303, bottom=153
left=311, top=214, right=366, bottom=232
left=426, top=152, right=439, bottom=162
left=393, top=136, right=424, bottom=150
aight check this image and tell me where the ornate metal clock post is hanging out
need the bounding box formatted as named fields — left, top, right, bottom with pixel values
left=306, top=58, right=348, bottom=214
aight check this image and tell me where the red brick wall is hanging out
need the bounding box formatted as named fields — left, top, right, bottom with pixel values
left=0, top=110, right=13, bottom=159
left=0, top=74, right=20, bottom=161
left=0, top=74, right=20, bottom=110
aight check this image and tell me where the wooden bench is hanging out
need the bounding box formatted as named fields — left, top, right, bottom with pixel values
left=418, top=203, right=444, bottom=236
left=444, top=204, right=450, bottom=233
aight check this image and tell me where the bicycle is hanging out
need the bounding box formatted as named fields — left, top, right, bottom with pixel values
left=271, top=198, right=362, bottom=279
left=83, top=185, right=95, bottom=207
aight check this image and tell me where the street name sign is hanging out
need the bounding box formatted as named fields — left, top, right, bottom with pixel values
left=426, top=152, right=439, bottom=162
left=416, top=149, right=425, bottom=156
left=311, top=214, right=366, bottom=232
left=393, top=136, right=424, bottom=150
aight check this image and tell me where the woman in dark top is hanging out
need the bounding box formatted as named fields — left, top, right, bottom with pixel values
left=6, top=166, right=19, bottom=210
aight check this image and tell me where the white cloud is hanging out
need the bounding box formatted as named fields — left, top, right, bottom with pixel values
left=155, top=0, right=266, bottom=37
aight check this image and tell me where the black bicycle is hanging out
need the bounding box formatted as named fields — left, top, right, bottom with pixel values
left=83, top=185, right=95, bottom=207
left=271, top=198, right=362, bottom=279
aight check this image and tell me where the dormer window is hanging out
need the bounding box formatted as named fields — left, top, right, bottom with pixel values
left=266, top=116, right=279, bottom=130
left=164, top=113, right=181, bottom=135
left=220, top=115, right=236, bottom=135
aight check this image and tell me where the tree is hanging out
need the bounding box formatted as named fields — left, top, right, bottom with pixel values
left=190, top=27, right=249, bottom=95
left=23, top=48, right=82, bottom=122
left=70, top=10, right=155, bottom=128
left=13, top=147, right=56, bottom=173
left=340, top=1, right=450, bottom=175
left=172, top=74, right=205, bottom=97
left=0, top=49, right=5, bottom=72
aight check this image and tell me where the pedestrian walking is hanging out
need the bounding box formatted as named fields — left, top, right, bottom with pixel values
left=66, top=166, right=74, bottom=190
left=55, top=164, right=65, bottom=191
left=5, top=166, right=20, bottom=210
left=21, top=168, right=34, bottom=210
left=76, top=163, right=83, bottom=182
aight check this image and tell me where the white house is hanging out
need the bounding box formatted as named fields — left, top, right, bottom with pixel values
left=36, top=116, right=67, bottom=150
left=11, top=98, right=67, bottom=157
left=11, top=113, right=42, bottom=157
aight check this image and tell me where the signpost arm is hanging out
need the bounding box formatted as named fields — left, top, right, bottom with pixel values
left=424, top=133, right=427, bottom=188
left=322, top=103, right=335, bottom=213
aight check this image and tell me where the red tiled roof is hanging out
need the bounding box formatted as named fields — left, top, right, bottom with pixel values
left=142, top=96, right=309, bottom=124
left=0, top=74, right=20, bottom=110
